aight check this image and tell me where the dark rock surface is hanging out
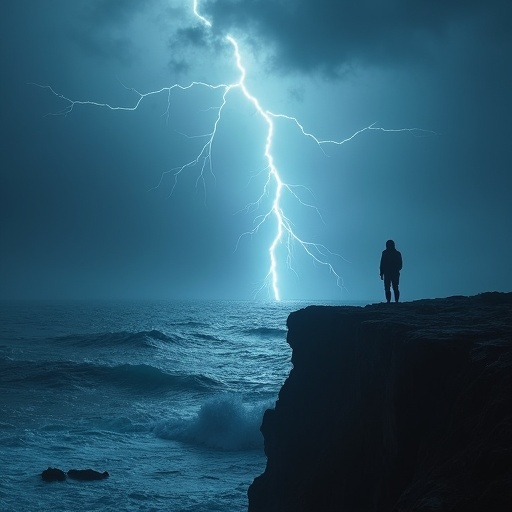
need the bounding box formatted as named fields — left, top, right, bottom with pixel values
left=41, top=467, right=66, bottom=482
left=41, top=467, right=109, bottom=482
left=248, top=293, right=512, bottom=512
left=67, top=469, right=109, bottom=481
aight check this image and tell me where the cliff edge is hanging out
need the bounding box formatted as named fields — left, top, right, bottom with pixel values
left=248, top=293, right=512, bottom=512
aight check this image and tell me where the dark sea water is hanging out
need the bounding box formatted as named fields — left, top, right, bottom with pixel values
left=0, top=299, right=360, bottom=511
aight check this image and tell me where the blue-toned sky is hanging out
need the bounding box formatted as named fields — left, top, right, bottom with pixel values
left=1, top=0, right=511, bottom=301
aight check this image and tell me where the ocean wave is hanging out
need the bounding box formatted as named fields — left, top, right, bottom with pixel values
left=104, top=363, right=222, bottom=393
left=2, top=358, right=222, bottom=393
left=172, top=321, right=210, bottom=328
left=49, top=329, right=180, bottom=349
left=242, top=327, right=287, bottom=338
left=193, top=332, right=223, bottom=342
left=153, top=394, right=270, bottom=451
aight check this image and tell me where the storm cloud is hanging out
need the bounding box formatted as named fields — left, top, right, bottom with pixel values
left=203, top=0, right=510, bottom=74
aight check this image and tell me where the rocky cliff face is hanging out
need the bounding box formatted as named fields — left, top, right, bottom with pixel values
left=248, top=293, right=512, bottom=512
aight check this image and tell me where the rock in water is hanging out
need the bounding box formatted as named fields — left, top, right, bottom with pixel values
left=248, top=292, right=512, bottom=512
left=41, top=467, right=66, bottom=482
left=67, top=469, right=109, bottom=481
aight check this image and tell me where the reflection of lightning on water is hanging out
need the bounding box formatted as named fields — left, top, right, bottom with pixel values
left=34, top=1, right=435, bottom=301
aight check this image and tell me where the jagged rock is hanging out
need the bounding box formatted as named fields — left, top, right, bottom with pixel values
left=67, top=469, right=109, bottom=480
left=248, top=292, right=512, bottom=512
left=41, top=467, right=66, bottom=482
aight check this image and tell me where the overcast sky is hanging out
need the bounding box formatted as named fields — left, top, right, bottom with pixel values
left=1, top=0, right=511, bottom=301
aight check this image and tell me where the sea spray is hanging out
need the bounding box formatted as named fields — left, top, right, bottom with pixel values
left=154, top=393, right=271, bottom=451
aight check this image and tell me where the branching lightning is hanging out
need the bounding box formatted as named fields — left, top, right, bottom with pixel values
left=34, top=1, right=435, bottom=301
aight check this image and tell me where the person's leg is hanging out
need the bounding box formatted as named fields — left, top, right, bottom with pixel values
left=391, top=273, right=400, bottom=302
left=384, top=276, right=391, bottom=303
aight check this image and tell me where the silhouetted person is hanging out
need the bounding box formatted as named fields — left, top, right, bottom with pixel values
left=380, top=240, right=402, bottom=303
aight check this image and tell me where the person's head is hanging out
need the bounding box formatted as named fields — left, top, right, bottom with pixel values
left=386, top=239, right=395, bottom=250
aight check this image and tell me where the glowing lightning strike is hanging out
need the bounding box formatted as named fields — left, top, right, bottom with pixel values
left=34, top=2, right=435, bottom=301
left=193, top=0, right=211, bottom=28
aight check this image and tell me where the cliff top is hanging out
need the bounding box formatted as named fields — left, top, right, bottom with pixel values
left=250, top=292, right=512, bottom=512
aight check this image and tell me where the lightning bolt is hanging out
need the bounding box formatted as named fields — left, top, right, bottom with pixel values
left=33, top=1, right=435, bottom=301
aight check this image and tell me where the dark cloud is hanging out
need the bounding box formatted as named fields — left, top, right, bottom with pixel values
left=204, top=0, right=511, bottom=74
left=167, top=22, right=235, bottom=77
left=175, top=26, right=210, bottom=46
left=167, top=25, right=210, bottom=73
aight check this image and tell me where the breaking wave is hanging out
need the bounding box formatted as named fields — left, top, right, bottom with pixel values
left=153, top=394, right=271, bottom=451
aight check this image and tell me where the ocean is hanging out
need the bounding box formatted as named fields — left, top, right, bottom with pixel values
left=0, top=299, right=358, bottom=511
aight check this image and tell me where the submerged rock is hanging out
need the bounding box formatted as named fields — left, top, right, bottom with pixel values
left=41, top=467, right=66, bottom=482
left=248, top=292, right=512, bottom=512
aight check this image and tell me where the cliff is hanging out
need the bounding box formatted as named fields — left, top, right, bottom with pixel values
left=248, top=293, right=512, bottom=512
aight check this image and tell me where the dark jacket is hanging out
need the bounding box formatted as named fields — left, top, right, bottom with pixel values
left=380, top=248, right=402, bottom=277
